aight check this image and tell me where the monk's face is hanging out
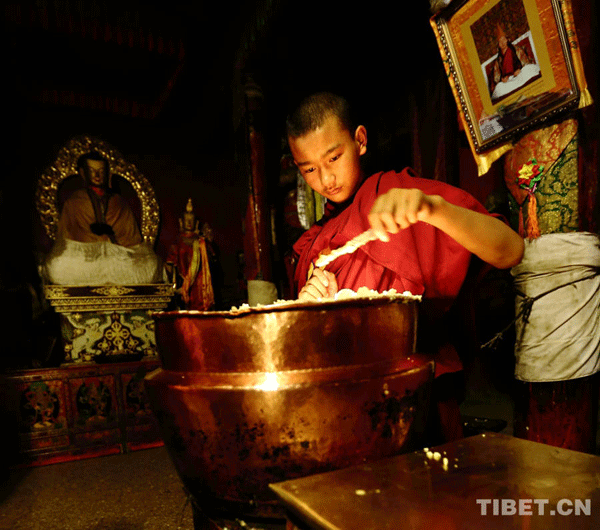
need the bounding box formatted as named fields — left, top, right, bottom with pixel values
left=288, top=115, right=367, bottom=203
left=498, top=35, right=508, bottom=52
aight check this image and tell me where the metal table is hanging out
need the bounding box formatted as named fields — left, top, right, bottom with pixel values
left=270, top=433, right=600, bottom=529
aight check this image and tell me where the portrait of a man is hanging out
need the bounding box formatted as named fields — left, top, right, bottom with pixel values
left=470, top=0, right=542, bottom=104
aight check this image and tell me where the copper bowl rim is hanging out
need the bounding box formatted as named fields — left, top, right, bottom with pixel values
left=154, top=293, right=421, bottom=321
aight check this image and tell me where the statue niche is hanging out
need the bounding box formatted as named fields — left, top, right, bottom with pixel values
left=36, top=136, right=173, bottom=364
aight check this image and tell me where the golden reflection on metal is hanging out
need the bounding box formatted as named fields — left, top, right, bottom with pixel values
left=256, top=372, right=280, bottom=391
left=261, top=312, right=283, bottom=372
left=35, top=135, right=160, bottom=245
left=271, top=433, right=600, bottom=530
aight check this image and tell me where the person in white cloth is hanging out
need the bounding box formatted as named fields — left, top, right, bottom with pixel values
left=42, top=152, right=164, bottom=285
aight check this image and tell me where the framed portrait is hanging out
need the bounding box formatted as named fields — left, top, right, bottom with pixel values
left=432, top=0, right=582, bottom=154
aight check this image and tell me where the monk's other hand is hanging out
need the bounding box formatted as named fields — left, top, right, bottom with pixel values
left=298, top=268, right=338, bottom=301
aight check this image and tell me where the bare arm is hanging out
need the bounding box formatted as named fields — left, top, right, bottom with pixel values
left=368, top=188, right=524, bottom=269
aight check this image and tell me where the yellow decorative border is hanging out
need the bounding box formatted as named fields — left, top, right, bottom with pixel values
left=91, top=286, right=137, bottom=297
left=43, top=283, right=174, bottom=312
left=44, top=293, right=173, bottom=313
left=35, top=135, right=160, bottom=245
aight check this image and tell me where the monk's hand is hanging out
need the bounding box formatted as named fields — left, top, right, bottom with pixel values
left=368, top=188, right=441, bottom=242
left=298, top=267, right=338, bottom=302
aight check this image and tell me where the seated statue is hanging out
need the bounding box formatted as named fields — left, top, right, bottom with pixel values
left=41, top=150, right=165, bottom=285
left=58, top=151, right=142, bottom=246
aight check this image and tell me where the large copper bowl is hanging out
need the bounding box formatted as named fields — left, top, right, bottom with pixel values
left=145, top=295, right=433, bottom=523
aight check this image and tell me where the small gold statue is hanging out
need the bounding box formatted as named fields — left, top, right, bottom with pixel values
left=166, top=198, right=215, bottom=310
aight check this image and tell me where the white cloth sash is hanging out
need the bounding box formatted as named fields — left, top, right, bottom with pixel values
left=511, top=232, right=600, bottom=382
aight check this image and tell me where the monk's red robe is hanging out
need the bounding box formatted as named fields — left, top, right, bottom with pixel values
left=292, top=168, right=491, bottom=376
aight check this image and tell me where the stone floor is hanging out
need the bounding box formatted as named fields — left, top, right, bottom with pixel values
left=0, top=446, right=194, bottom=530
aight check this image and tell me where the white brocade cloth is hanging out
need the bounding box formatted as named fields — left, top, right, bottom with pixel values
left=491, top=63, right=541, bottom=100
left=42, top=238, right=166, bottom=285
left=511, top=232, right=600, bottom=382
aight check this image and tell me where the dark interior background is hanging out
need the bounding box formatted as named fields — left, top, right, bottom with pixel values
left=2, top=0, right=597, bottom=368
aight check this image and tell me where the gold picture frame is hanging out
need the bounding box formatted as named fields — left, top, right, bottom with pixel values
left=432, top=0, right=583, bottom=155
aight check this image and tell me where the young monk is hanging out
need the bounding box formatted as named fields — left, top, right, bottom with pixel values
left=287, top=92, right=524, bottom=443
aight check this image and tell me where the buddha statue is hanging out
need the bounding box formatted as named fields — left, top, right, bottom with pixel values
left=41, top=151, right=165, bottom=285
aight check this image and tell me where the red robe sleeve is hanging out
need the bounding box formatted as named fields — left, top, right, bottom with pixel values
left=293, top=168, right=490, bottom=300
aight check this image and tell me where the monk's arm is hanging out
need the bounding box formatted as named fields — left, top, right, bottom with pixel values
left=368, top=189, right=524, bottom=269
left=423, top=195, right=524, bottom=269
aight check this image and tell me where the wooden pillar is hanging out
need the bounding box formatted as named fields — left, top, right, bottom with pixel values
left=513, top=375, right=599, bottom=454
left=242, top=76, right=273, bottom=285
